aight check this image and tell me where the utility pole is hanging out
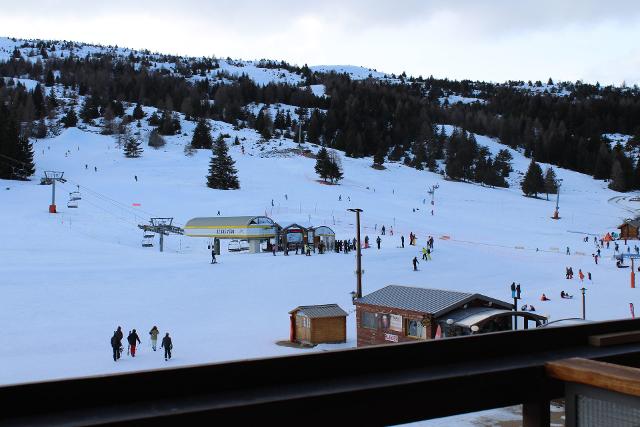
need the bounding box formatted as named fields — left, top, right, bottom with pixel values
left=428, top=184, right=439, bottom=215
left=580, top=287, right=587, bottom=320
left=348, top=208, right=363, bottom=299
left=552, top=179, right=563, bottom=220
left=43, top=171, right=66, bottom=213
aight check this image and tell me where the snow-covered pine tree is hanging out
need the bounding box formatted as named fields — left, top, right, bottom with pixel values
left=207, top=136, right=239, bottom=189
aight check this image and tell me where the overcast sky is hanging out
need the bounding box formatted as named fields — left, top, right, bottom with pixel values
left=2, top=1, right=639, bottom=85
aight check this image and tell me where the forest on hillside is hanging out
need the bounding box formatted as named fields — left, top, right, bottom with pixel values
left=1, top=39, right=639, bottom=191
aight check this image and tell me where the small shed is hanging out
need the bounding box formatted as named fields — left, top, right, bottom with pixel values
left=618, top=220, right=640, bottom=240
left=289, top=304, right=348, bottom=345
left=311, top=226, right=336, bottom=252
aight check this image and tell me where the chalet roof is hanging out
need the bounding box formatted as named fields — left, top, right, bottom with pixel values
left=355, top=285, right=512, bottom=317
left=289, top=304, right=348, bottom=318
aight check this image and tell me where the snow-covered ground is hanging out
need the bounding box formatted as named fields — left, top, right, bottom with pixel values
left=1, top=113, right=639, bottom=391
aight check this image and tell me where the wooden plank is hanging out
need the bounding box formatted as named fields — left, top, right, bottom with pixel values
left=546, top=358, right=640, bottom=397
left=589, top=331, right=640, bottom=347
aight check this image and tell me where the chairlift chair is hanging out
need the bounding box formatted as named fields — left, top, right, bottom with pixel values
left=67, top=199, right=78, bottom=208
left=69, top=185, right=81, bottom=201
left=142, top=232, right=154, bottom=247
left=228, top=239, right=241, bottom=252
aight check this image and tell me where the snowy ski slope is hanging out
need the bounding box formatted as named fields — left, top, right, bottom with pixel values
left=1, top=113, right=639, bottom=387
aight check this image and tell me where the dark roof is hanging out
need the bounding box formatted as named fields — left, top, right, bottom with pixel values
left=355, top=285, right=512, bottom=317
left=289, top=304, right=348, bottom=318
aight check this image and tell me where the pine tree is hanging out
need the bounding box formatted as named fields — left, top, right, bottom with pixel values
left=327, top=150, right=344, bottom=184
left=315, top=147, right=330, bottom=181
left=124, top=135, right=143, bottom=158
left=610, top=160, right=626, bottom=192
left=45, top=70, right=55, bottom=87
left=191, top=118, right=213, bottom=149
left=15, top=134, right=35, bottom=179
left=207, top=136, right=240, bottom=189
left=543, top=167, right=558, bottom=200
left=521, top=159, right=545, bottom=197
left=373, top=144, right=386, bottom=168
left=132, top=103, right=145, bottom=120
left=61, top=109, right=77, bottom=128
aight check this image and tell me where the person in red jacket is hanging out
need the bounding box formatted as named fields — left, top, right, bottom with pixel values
left=127, top=329, right=141, bottom=357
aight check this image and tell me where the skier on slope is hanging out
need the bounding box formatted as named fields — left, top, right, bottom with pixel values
left=161, top=332, right=173, bottom=361
left=401, top=236, right=405, bottom=248
left=422, top=247, right=427, bottom=260
left=376, top=236, right=381, bottom=250
left=149, top=326, right=159, bottom=351
left=426, top=248, right=432, bottom=260
left=127, top=329, right=141, bottom=357
left=412, top=257, right=419, bottom=271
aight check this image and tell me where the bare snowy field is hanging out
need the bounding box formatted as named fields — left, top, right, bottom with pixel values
left=1, top=121, right=638, bottom=392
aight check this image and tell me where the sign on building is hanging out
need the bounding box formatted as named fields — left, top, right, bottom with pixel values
left=384, top=333, right=399, bottom=343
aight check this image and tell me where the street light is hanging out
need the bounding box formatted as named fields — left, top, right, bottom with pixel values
left=347, top=208, right=363, bottom=299
left=580, top=287, right=587, bottom=320
left=552, top=178, right=563, bottom=220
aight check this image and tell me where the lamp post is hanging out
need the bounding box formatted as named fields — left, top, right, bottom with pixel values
left=348, top=208, right=363, bottom=299
left=580, top=287, right=587, bottom=320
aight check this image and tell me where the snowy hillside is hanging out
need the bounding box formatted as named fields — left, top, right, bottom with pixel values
left=1, top=105, right=639, bottom=387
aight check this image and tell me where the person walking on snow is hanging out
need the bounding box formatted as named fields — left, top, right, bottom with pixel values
left=376, top=236, right=381, bottom=250
left=579, top=269, right=585, bottom=282
left=412, top=257, right=419, bottom=271
left=161, top=332, right=173, bottom=361
left=401, top=236, right=405, bottom=248
left=127, top=329, right=141, bottom=357
left=149, top=326, right=159, bottom=351
left=588, top=272, right=592, bottom=281
left=381, top=225, right=386, bottom=235
left=426, top=248, right=432, bottom=260
left=111, top=331, right=122, bottom=362
left=134, top=175, right=138, bottom=182
left=211, top=248, right=217, bottom=264
left=566, top=246, right=570, bottom=255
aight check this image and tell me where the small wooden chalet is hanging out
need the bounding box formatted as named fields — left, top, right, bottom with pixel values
left=618, top=219, right=640, bottom=240
left=289, top=304, right=348, bottom=345
left=354, top=285, right=546, bottom=347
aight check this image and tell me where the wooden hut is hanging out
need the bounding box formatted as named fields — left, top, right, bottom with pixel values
left=289, top=304, right=348, bottom=345
left=618, top=220, right=640, bottom=240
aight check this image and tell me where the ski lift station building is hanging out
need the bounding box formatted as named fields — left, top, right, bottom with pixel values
left=184, top=216, right=276, bottom=253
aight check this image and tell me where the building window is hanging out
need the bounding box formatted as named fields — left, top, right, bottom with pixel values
left=405, top=319, right=424, bottom=338
left=361, top=311, right=377, bottom=329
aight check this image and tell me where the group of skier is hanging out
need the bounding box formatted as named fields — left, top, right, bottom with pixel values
left=110, top=326, right=173, bottom=362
